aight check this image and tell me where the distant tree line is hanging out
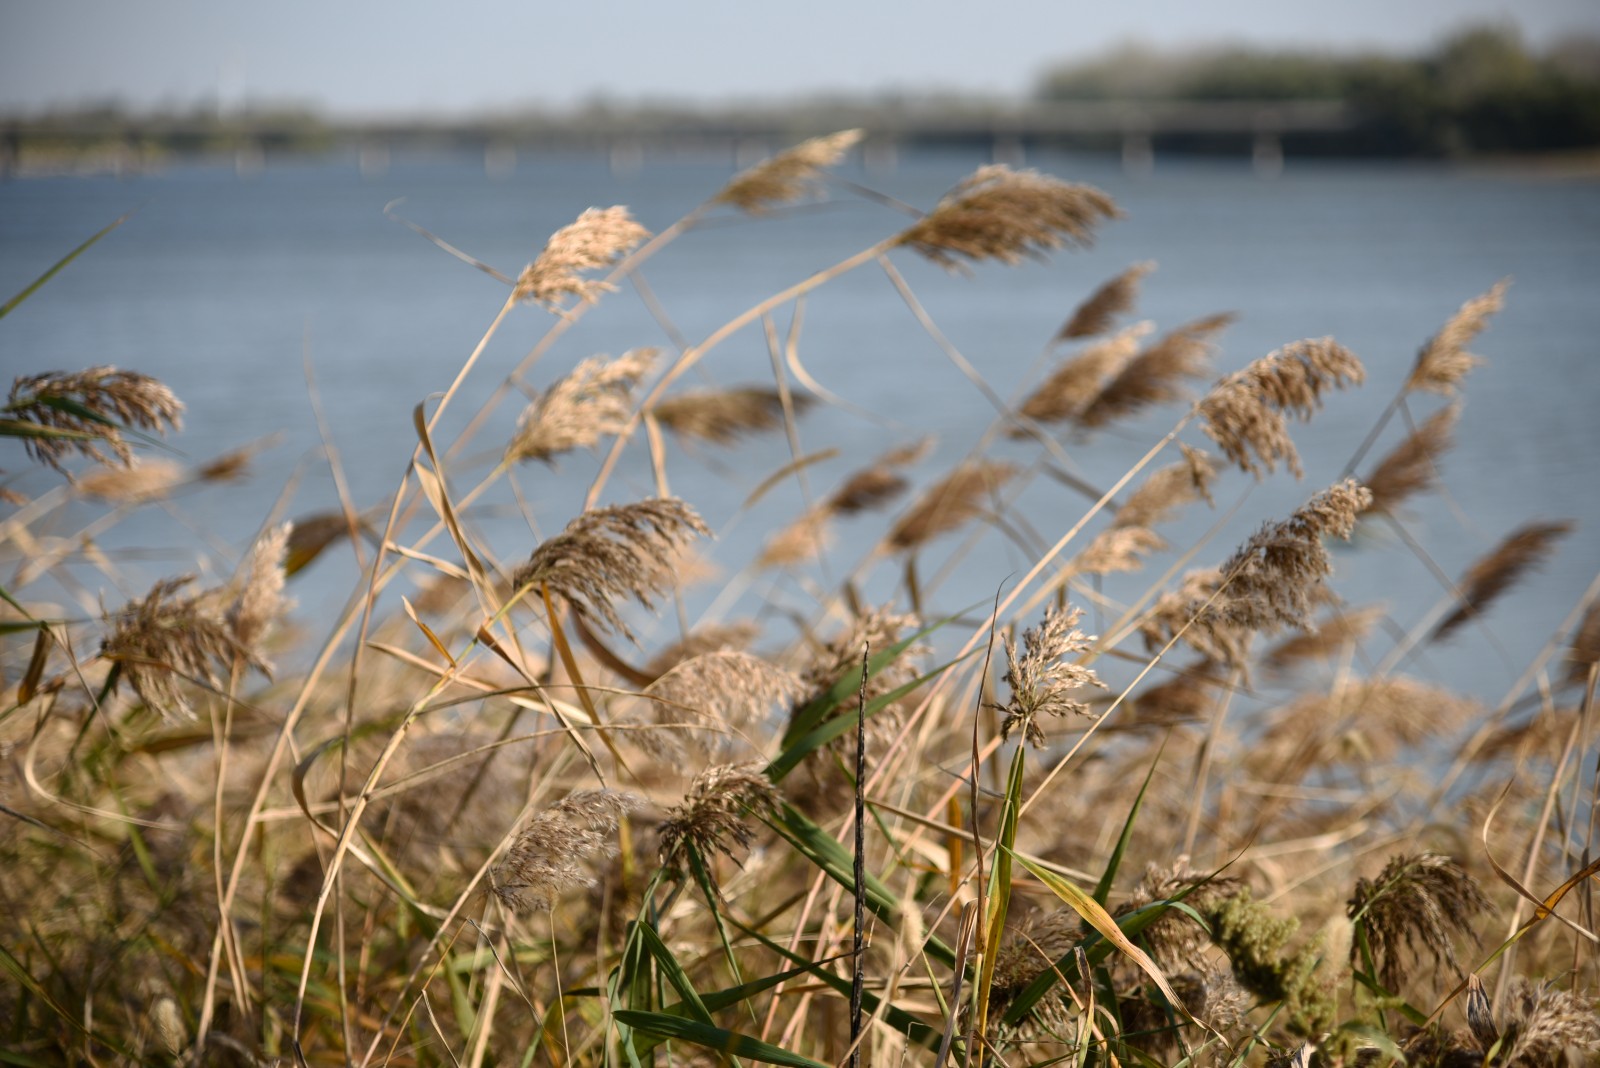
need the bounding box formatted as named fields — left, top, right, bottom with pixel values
left=1036, top=24, right=1600, bottom=156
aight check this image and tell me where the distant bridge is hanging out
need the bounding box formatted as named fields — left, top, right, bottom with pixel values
left=1, top=99, right=1357, bottom=178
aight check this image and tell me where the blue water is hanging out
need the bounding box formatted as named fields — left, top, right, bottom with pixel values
left=3, top=149, right=1598, bottom=708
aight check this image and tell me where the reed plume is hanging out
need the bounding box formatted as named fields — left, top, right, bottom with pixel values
left=1074, top=525, right=1167, bottom=576
left=227, top=522, right=294, bottom=673
left=1347, top=853, right=1488, bottom=992
left=76, top=457, right=185, bottom=502
left=1114, top=445, right=1218, bottom=529
left=1364, top=404, right=1459, bottom=514
left=1433, top=520, right=1574, bottom=641
left=1566, top=599, right=1600, bottom=685
left=827, top=437, right=931, bottom=514
left=1494, top=979, right=1600, bottom=1066
left=1407, top=279, right=1510, bottom=396
left=492, top=790, right=639, bottom=913
left=1014, top=322, right=1150, bottom=430
left=714, top=129, right=863, bottom=213
left=505, top=349, right=656, bottom=464
left=1199, top=338, right=1365, bottom=478
left=512, top=498, right=709, bottom=640
left=896, top=165, right=1120, bottom=269
left=638, top=650, right=801, bottom=759
left=7, top=367, right=183, bottom=473
left=654, top=386, right=812, bottom=445
left=644, top=621, right=761, bottom=678
left=1056, top=261, right=1155, bottom=341
left=513, top=206, right=650, bottom=312
left=758, top=507, right=834, bottom=569
left=1143, top=480, right=1372, bottom=668
left=1000, top=604, right=1103, bottom=745
left=885, top=459, right=1017, bottom=551
left=658, top=762, right=780, bottom=862
left=1263, top=604, right=1384, bottom=672
left=1077, top=313, right=1233, bottom=430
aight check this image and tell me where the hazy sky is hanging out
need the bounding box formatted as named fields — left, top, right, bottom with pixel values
left=2, top=0, right=1596, bottom=115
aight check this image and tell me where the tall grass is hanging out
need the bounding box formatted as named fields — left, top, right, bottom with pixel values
left=3, top=134, right=1599, bottom=1068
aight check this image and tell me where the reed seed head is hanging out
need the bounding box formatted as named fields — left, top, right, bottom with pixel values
left=1015, top=322, right=1151, bottom=430
left=643, top=620, right=761, bottom=678
left=8, top=367, right=183, bottom=473
left=639, top=650, right=801, bottom=759
left=1000, top=604, right=1104, bottom=746
left=1434, top=520, right=1573, bottom=642
left=1566, top=598, right=1600, bottom=686
left=513, top=206, right=650, bottom=313
left=1077, top=313, right=1232, bottom=430
left=757, top=506, right=834, bottom=569
left=1495, top=979, right=1600, bottom=1067
left=1074, top=525, right=1167, bottom=576
left=512, top=498, right=709, bottom=641
left=1199, top=338, right=1365, bottom=478
left=101, top=577, right=253, bottom=720
left=896, top=165, right=1120, bottom=269
left=505, top=349, right=655, bottom=464
left=1346, top=853, right=1488, bottom=992
left=1114, top=445, right=1218, bottom=530
left=826, top=437, right=931, bottom=514
left=654, top=386, right=811, bottom=445
left=75, top=457, right=186, bottom=503
left=1364, top=404, right=1460, bottom=514
left=492, top=790, right=640, bottom=913
left=714, top=129, right=863, bottom=213
left=658, top=762, right=780, bottom=862
left=1407, top=279, right=1510, bottom=396
left=1055, top=260, right=1155, bottom=341
left=1263, top=604, right=1385, bottom=673
left=885, top=459, right=1017, bottom=552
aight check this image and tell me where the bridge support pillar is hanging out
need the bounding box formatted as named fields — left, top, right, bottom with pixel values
left=1121, top=132, right=1153, bottom=176
left=992, top=135, right=1024, bottom=166
left=1252, top=132, right=1284, bottom=178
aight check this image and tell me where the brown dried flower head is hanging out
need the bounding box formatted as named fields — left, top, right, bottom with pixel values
left=1407, top=279, right=1510, bottom=396
left=513, top=206, right=650, bottom=312
left=227, top=523, right=294, bottom=671
left=654, top=386, right=812, bottom=446
left=8, top=367, right=183, bottom=473
left=826, top=437, right=932, bottom=515
left=1056, top=260, right=1155, bottom=341
left=896, top=165, right=1120, bottom=269
left=1015, top=322, right=1151, bottom=430
left=1434, top=520, right=1573, bottom=642
left=643, top=620, right=761, bottom=678
left=658, top=762, right=780, bottom=862
left=1073, top=525, right=1168, bottom=576
left=639, top=650, right=801, bottom=759
left=492, top=790, right=639, bottom=913
left=1263, top=604, right=1385, bottom=673
left=1346, top=853, right=1488, bottom=992
left=505, top=349, right=655, bottom=464
left=793, top=606, right=926, bottom=754
left=1077, top=313, right=1234, bottom=430
left=1494, top=978, right=1600, bottom=1066
left=1114, top=445, right=1218, bottom=530
left=1364, top=404, right=1460, bottom=515
left=1199, top=338, right=1365, bottom=478
left=512, top=498, right=709, bottom=641
left=1000, top=604, right=1104, bottom=746
left=714, top=129, right=863, bottom=213
left=1566, top=598, right=1600, bottom=686
left=757, top=506, right=834, bottom=569
left=101, top=576, right=259, bottom=720
left=75, top=457, right=186, bottom=503
left=885, top=459, right=1017, bottom=552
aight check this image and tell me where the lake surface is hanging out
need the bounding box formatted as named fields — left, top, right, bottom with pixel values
left=3, top=148, right=1598, bottom=709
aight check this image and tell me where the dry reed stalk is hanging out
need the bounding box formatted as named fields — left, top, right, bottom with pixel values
left=1055, top=261, right=1155, bottom=341
left=75, top=457, right=185, bottom=502
left=1142, top=480, right=1372, bottom=668
left=714, top=129, right=864, bottom=213
left=1363, top=404, right=1459, bottom=514
left=1433, top=520, right=1574, bottom=642
left=895, top=165, right=1120, bottom=269
left=1114, top=445, right=1218, bottom=529
left=1014, top=322, right=1151, bottom=430
left=505, top=349, right=656, bottom=464
left=1076, top=314, right=1234, bottom=430
left=658, top=762, right=780, bottom=862
left=1566, top=599, right=1600, bottom=686
left=1198, top=338, right=1365, bottom=478
left=1347, top=853, right=1487, bottom=993
left=885, top=460, right=1018, bottom=552
left=511, top=498, right=708, bottom=640
left=491, top=790, right=639, bottom=913
left=512, top=206, right=650, bottom=313
left=638, top=650, right=801, bottom=759
left=7, top=367, right=183, bottom=472
left=1262, top=604, right=1385, bottom=672
left=998, top=604, right=1103, bottom=745
left=654, top=386, right=812, bottom=445
left=1406, top=279, right=1510, bottom=396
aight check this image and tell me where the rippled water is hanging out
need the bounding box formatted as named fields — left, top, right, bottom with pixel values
left=3, top=149, right=1598, bottom=704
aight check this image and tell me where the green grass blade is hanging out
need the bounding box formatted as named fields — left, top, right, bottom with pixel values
left=0, top=211, right=133, bottom=321
left=635, top=922, right=714, bottom=1024
left=1093, top=733, right=1168, bottom=906
left=612, top=1010, right=827, bottom=1068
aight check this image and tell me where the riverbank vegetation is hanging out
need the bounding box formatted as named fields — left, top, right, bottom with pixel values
left=3, top=133, right=1598, bottom=1066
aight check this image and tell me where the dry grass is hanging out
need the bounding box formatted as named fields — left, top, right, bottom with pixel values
left=3, top=156, right=1595, bottom=1068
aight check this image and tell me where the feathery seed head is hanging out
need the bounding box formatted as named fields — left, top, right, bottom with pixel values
left=758, top=506, right=834, bottom=569
left=658, top=762, right=780, bottom=862
left=8, top=367, right=183, bottom=473
left=1015, top=322, right=1151, bottom=430
left=1114, top=446, right=1218, bottom=530
left=513, top=206, right=650, bottom=313
left=714, top=130, right=863, bottom=213
left=1495, top=979, right=1600, bottom=1067
left=1346, top=853, right=1488, bottom=992
left=654, top=386, right=811, bottom=445
left=1076, top=313, right=1232, bottom=430
left=75, top=457, right=185, bottom=503
left=1364, top=404, right=1460, bottom=514
left=896, top=165, right=1120, bottom=269
left=1199, top=338, right=1365, bottom=478
left=226, top=522, right=294, bottom=675
left=1000, top=604, right=1104, bottom=746
left=492, top=790, right=640, bottom=913
left=639, top=650, right=801, bottom=760
left=512, top=498, right=709, bottom=641
left=101, top=576, right=257, bottom=720
left=885, top=459, right=1017, bottom=552
left=1408, top=279, right=1510, bottom=396
left=1434, top=520, right=1573, bottom=642
left=1056, top=260, right=1155, bottom=341
left=505, top=349, right=655, bottom=464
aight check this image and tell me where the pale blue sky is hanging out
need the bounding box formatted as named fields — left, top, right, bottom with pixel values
left=1, top=0, right=1595, bottom=115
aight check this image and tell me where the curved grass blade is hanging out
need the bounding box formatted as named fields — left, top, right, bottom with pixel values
left=1094, top=733, right=1169, bottom=906
left=612, top=1010, right=827, bottom=1068
left=1, top=211, right=133, bottom=320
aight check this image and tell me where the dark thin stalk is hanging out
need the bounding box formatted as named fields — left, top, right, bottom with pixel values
left=850, top=641, right=868, bottom=1068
